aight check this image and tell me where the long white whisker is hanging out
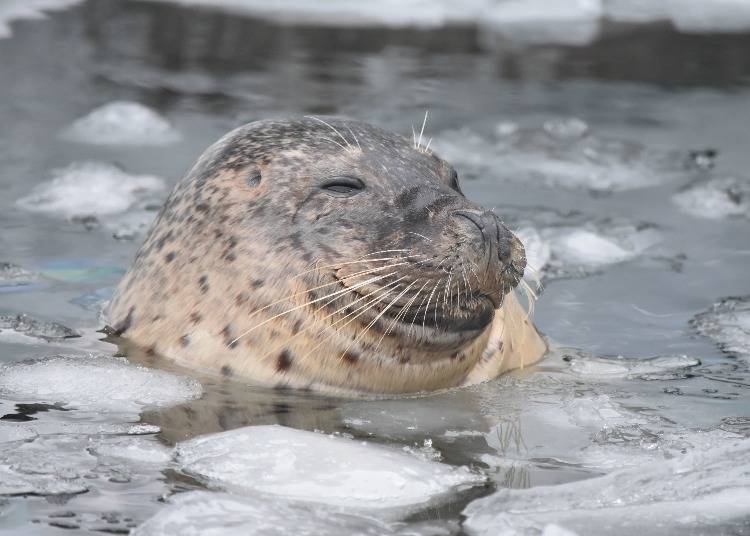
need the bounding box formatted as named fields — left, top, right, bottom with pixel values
left=306, top=115, right=352, bottom=149
left=417, top=110, right=429, bottom=150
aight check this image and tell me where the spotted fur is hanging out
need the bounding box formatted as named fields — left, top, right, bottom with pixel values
left=108, top=118, right=546, bottom=394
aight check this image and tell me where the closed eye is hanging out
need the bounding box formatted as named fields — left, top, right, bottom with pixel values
left=321, top=176, right=365, bottom=197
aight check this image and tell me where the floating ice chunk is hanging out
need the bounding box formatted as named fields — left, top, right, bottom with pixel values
left=0, top=0, right=82, bottom=39
left=434, top=125, right=681, bottom=193
left=481, top=0, right=601, bottom=46
left=139, top=0, right=488, bottom=28
left=16, top=162, right=165, bottom=219
left=62, top=101, right=180, bottom=146
left=464, top=438, right=750, bottom=536
left=542, top=223, right=661, bottom=276
left=565, top=353, right=700, bottom=378
left=89, top=437, right=173, bottom=465
left=543, top=117, right=590, bottom=140
left=672, top=176, right=750, bottom=220
left=176, top=425, right=484, bottom=511
left=691, top=296, right=750, bottom=360
left=554, top=229, right=632, bottom=265
left=0, top=355, right=202, bottom=414
left=0, top=466, right=88, bottom=496
left=0, top=262, right=38, bottom=288
left=542, top=525, right=580, bottom=536
left=133, top=491, right=400, bottom=536
left=0, top=424, right=37, bottom=444
left=516, top=227, right=551, bottom=280
left=0, top=313, right=79, bottom=341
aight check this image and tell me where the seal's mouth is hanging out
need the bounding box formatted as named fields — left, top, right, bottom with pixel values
left=331, top=268, right=503, bottom=349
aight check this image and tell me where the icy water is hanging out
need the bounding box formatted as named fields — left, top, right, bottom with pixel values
left=1, top=1, right=750, bottom=534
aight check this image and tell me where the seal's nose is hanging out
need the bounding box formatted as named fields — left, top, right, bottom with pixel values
left=452, top=209, right=516, bottom=266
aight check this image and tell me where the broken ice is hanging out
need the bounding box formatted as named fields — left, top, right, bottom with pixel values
left=0, top=313, right=79, bottom=341
left=692, top=296, right=750, bottom=360
left=463, top=438, right=750, bottom=536
left=673, top=176, right=750, bottom=220
left=176, top=424, right=484, bottom=511
left=564, top=352, right=700, bottom=379
left=62, top=101, right=180, bottom=145
left=133, top=491, right=397, bottom=536
left=433, top=122, right=683, bottom=193
left=0, top=355, right=202, bottom=414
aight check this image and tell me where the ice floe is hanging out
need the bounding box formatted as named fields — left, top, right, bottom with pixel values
left=522, top=221, right=661, bottom=279
left=0, top=262, right=38, bottom=289
left=463, top=438, right=750, bottom=536
left=176, top=425, right=484, bottom=511
left=673, top=176, right=750, bottom=220
left=137, top=0, right=750, bottom=39
left=0, top=355, right=202, bottom=414
left=133, top=491, right=398, bottom=536
left=62, top=101, right=180, bottom=146
left=0, top=313, right=79, bottom=341
left=691, top=296, right=750, bottom=360
left=16, top=161, right=165, bottom=219
left=433, top=122, right=682, bottom=193
left=564, top=352, right=700, bottom=379
left=0, top=0, right=82, bottom=39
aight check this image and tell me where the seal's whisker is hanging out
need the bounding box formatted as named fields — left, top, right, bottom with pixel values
left=405, top=280, right=431, bottom=338
left=460, top=264, right=471, bottom=304
left=518, top=278, right=537, bottom=319
left=407, top=232, right=432, bottom=242
left=305, top=115, right=353, bottom=150
left=256, top=278, right=404, bottom=362
left=230, top=272, right=396, bottom=344
left=298, top=278, right=407, bottom=363
left=423, top=277, right=443, bottom=331
left=424, top=137, right=433, bottom=152
left=376, top=278, right=428, bottom=349
left=338, top=280, right=418, bottom=361
left=293, top=254, right=418, bottom=278
left=412, top=124, right=417, bottom=149
left=240, top=263, right=401, bottom=325
left=417, top=110, right=429, bottom=151
left=346, top=126, right=362, bottom=151
left=319, top=136, right=349, bottom=153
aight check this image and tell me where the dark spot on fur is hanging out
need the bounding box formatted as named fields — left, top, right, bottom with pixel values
left=221, top=365, right=233, bottom=377
left=235, top=292, right=249, bottom=306
left=190, top=312, right=202, bottom=324
left=252, top=279, right=264, bottom=289
left=165, top=252, right=176, bottom=263
left=114, top=306, right=134, bottom=336
left=343, top=351, right=359, bottom=365
left=195, top=203, right=209, bottom=213
left=292, top=319, right=303, bottom=335
left=179, top=334, right=190, bottom=347
left=246, top=168, right=262, bottom=187
left=199, top=275, right=209, bottom=294
left=276, top=349, right=293, bottom=372
left=224, top=252, right=236, bottom=262
left=145, top=346, right=156, bottom=357
left=222, top=324, right=237, bottom=349
left=272, top=403, right=291, bottom=414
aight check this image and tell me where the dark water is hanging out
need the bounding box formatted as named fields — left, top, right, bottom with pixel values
left=0, top=2, right=749, bottom=534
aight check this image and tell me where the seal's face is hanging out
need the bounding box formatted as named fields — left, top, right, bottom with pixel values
left=239, top=118, right=526, bottom=351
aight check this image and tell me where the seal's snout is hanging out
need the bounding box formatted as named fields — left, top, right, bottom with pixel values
left=451, top=209, right=525, bottom=300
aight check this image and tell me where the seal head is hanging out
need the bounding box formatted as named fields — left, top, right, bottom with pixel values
left=108, top=118, right=537, bottom=394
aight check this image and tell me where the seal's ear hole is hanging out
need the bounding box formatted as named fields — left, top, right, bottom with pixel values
left=321, top=176, right=365, bottom=198
left=246, top=167, right=262, bottom=188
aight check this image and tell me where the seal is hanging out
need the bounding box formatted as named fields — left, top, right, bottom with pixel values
left=108, top=117, right=546, bottom=395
